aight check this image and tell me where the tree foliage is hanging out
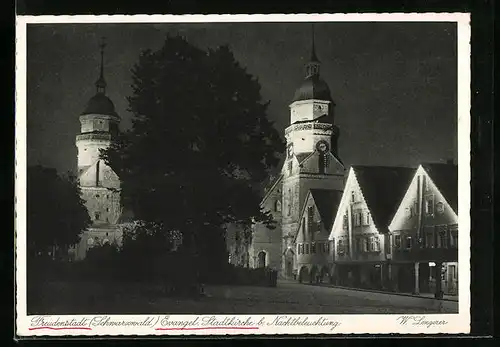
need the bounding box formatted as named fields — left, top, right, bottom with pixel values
left=102, top=36, right=284, bottom=253
left=27, top=165, right=91, bottom=257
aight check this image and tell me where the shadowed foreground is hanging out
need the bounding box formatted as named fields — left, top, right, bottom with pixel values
left=28, top=280, right=457, bottom=315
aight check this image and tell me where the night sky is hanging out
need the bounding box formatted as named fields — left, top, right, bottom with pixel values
left=26, top=22, right=457, bottom=175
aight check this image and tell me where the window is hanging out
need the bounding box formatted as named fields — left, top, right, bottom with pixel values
left=364, top=212, right=371, bottom=225
left=394, top=234, right=402, bottom=249
left=323, top=242, right=328, bottom=253
left=288, top=161, right=292, bottom=175
left=351, top=191, right=356, bottom=202
left=311, top=242, right=316, bottom=253
left=287, top=189, right=292, bottom=216
left=355, top=238, right=362, bottom=252
left=354, top=212, right=362, bottom=226
left=449, top=224, right=458, bottom=248
left=425, top=198, right=434, bottom=215
left=307, top=206, right=314, bottom=234
left=424, top=228, right=435, bottom=248
left=275, top=200, right=281, bottom=212
left=305, top=243, right=310, bottom=254
left=95, top=194, right=100, bottom=198
left=337, top=239, right=344, bottom=254
left=106, top=208, right=109, bottom=212
left=302, top=217, right=306, bottom=236
left=405, top=236, right=412, bottom=249
left=363, top=238, right=369, bottom=252
left=94, top=212, right=100, bottom=220
left=342, top=214, right=348, bottom=229
left=437, top=226, right=447, bottom=248
left=369, top=236, right=380, bottom=252
left=436, top=202, right=445, bottom=214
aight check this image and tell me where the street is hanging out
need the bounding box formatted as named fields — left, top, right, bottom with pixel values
left=29, top=279, right=458, bottom=315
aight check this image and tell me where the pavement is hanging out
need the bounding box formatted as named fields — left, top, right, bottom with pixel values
left=29, top=279, right=459, bottom=315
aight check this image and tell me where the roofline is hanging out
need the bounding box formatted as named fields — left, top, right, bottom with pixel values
left=260, top=174, right=284, bottom=205
left=292, top=190, right=314, bottom=243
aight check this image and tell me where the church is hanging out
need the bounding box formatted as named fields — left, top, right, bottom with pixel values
left=69, top=40, right=128, bottom=261
left=239, top=35, right=346, bottom=280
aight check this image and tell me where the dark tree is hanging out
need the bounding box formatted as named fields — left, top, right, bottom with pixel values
left=27, top=165, right=91, bottom=259
left=102, top=36, right=284, bottom=260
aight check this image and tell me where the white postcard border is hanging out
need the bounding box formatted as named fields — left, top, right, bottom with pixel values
left=15, top=13, right=471, bottom=336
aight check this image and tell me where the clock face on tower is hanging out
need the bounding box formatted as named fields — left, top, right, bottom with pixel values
left=316, top=140, right=329, bottom=153
left=287, top=143, right=294, bottom=159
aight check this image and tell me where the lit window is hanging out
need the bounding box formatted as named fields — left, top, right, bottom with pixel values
left=394, top=234, right=402, bottom=249
left=364, top=212, right=371, bottom=225
left=363, top=238, right=369, bottom=252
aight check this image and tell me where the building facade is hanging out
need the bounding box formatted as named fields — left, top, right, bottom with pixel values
left=294, top=189, right=341, bottom=283
left=328, top=166, right=415, bottom=289
left=387, top=163, right=458, bottom=297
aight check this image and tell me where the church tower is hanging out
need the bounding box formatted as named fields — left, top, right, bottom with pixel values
left=281, top=27, right=345, bottom=277
left=73, top=38, right=123, bottom=260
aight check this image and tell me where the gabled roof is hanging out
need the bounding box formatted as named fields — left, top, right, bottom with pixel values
left=353, top=166, right=416, bottom=233
left=422, top=163, right=458, bottom=213
left=294, top=188, right=342, bottom=242
left=295, top=152, right=314, bottom=165
left=310, top=189, right=342, bottom=231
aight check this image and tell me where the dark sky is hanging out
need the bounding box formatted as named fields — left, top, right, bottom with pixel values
left=27, top=22, right=457, bottom=175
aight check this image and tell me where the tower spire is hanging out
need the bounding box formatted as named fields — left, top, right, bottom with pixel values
left=311, top=23, right=319, bottom=62
left=305, top=24, right=320, bottom=78
left=95, top=36, right=107, bottom=94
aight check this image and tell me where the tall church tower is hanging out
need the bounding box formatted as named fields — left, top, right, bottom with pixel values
left=73, top=38, right=123, bottom=260
left=281, top=28, right=345, bottom=276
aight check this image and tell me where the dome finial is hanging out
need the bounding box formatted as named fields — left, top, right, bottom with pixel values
left=95, top=36, right=107, bottom=94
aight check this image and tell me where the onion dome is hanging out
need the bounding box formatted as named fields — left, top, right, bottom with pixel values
left=292, top=25, right=334, bottom=103
left=82, top=93, right=118, bottom=117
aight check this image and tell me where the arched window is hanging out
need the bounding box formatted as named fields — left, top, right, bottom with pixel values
left=257, top=251, right=266, bottom=268
left=275, top=200, right=282, bottom=212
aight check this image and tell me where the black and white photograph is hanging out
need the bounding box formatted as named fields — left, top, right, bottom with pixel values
left=15, top=14, right=471, bottom=336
